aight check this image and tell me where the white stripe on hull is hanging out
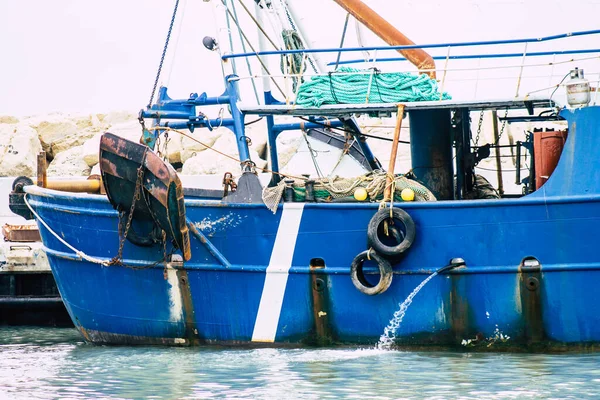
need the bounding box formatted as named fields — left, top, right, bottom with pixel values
left=251, top=203, right=305, bottom=342
left=166, top=265, right=183, bottom=323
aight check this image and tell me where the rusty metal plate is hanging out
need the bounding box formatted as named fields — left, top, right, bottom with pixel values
left=2, top=224, right=41, bottom=242
left=99, top=132, right=191, bottom=261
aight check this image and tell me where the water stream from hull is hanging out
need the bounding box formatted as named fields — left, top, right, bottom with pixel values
left=377, top=271, right=439, bottom=350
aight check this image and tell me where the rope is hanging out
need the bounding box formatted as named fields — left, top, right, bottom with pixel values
left=278, top=0, right=318, bottom=74
left=26, top=191, right=175, bottom=270
left=295, top=67, right=451, bottom=107
left=281, top=170, right=436, bottom=204
left=281, top=29, right=306, bottom=92
left=329, top=137, right=356, bottom=177
left=147, top=126, right=308, bottom=181
left=24, top=194, right=109, bottom=266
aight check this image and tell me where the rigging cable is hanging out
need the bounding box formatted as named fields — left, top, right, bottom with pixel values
left=148, top=0, right=180, bottom=108
left=221, top=3, right=286, bottom=97
left=355, top=17, right=371, bottom=63
left=166, top=0, right=187, bottom=86
left=210, top=1, right=229, bottom=80
left=301, top=125, right=325, bottom=179
left=237, top=0, right=280, bottom=49
left=334, top=13, right=351, bottom=71
left=297, top=116, right=411, bottom=144
left=224, top=0, right=239, bottom=76
left=228, top=0, right=261, bottom=103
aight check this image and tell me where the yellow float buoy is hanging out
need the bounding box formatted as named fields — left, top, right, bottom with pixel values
left=401, top=188, right=415, bottom=201
left=354, top=187, right=368, bottom=201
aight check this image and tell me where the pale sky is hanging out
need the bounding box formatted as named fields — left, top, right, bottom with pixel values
left=2, top=0, right=600, bottom=116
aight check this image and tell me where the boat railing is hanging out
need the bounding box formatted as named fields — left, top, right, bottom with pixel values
left=223, top=28, right=600, bottom=109
left=139, top=28, right=599, bottom=195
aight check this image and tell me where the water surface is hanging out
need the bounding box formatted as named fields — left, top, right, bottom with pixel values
left=1, top=327, right=599, bottom=399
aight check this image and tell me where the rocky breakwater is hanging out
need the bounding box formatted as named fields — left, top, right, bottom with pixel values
left=0, top=113, right=279, bottom=179
left=0, top=112, right=424, bottom=182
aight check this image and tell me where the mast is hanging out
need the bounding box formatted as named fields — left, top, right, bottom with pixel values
left=255, top=1, right=283, bottom=185
left=255, top=1, right=272, bottom=96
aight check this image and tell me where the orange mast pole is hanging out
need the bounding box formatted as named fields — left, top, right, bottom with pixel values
left=332, top=0, right=436, bottom=79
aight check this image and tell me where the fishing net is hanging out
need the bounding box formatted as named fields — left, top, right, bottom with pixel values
left=262, top=180, right=287, bottom=213
left=295, top=67, right=451, bottom=107
left=261, top=170, right=436, bottom=213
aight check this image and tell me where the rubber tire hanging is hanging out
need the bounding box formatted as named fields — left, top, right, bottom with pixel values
left=350, top=250, right=393, bottom=295
left=367, top=208, right=416, bottom=257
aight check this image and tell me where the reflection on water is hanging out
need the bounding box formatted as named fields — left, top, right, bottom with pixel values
left=1, top=327, right=600, bottom=399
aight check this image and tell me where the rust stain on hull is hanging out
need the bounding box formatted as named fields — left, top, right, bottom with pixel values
left=308, top=262, right=336, bottom=346
left=449, top=272, right=481, bottom=345
left=175, top=268, right=203, bottom=345
left=518, top=257, right=546, bottom=344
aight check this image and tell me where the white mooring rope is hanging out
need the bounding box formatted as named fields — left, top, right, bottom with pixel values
left=24, top=193, right=109, bottom=266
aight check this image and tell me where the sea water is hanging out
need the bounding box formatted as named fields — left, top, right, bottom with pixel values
left=377, top=271, right=439, bottom=350
left=1, top=327, right=600, bottom=399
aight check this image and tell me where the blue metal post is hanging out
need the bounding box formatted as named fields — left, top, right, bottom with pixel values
left=225, top=75, right=251, bottom=163
left=409, top=109, right=453, bottom=200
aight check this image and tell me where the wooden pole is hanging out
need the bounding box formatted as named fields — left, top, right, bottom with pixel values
left=37, top=152, right=47, bottom=188
left=46, top=178, right=102, bottom=193
left=384, top=104, right=405, bottom=201
left=491, top=110, right=504, bottom=196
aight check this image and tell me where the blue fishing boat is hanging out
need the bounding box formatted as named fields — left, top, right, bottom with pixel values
left=16, top=0, right=600, bottom=349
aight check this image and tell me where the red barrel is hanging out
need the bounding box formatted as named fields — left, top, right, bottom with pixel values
left=533, top=129, right=568, bottom=190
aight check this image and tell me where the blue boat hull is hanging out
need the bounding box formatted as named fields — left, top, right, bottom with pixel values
left=23, top=106, right=600, bottom=349
left=25, top=187, right=600, bottom=349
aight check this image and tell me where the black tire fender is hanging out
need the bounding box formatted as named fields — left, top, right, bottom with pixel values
left=367, top=208, right=415, bottom=257
left=350, top=249, right=393, bottom=295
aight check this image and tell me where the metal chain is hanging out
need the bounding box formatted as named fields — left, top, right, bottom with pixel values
left=496, top=108, right=509, bottom=144
left=109, top=151, right=147, bottom=266
left=473, top=110, right=484, bottom=146
left=148, top=0, right=181, bottom=108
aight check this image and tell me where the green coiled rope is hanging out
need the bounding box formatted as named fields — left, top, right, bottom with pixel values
left=295, top=67, right=451, bottom=107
